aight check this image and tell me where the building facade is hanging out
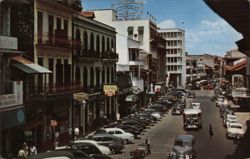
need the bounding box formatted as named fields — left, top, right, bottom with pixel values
left=158, top=28, right=186, bottom=88
left=93, top=9, right=166, bottom=106
left=72, top=11, right=118, bottom=135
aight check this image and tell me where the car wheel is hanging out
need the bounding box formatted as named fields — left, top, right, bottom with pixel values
left=110, top=148, right=116, bottom=154
left=123, top=139, right=128, bottom=144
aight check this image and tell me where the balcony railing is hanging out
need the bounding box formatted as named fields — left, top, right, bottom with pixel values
left=74, top=49, right=118, bottom=61
left=37, top=30, right=73, bottom=48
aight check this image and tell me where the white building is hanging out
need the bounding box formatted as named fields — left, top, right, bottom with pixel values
left=158, top=28, right=186, bottom=88
left=93, top=9, right=162, bottom=91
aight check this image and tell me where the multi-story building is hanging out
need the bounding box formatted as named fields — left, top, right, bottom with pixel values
left=1, top=0, right=82, bottom=153
left=93, top=9, right=166, bottom=111
left=186, top=54, right=220, bottom=83
left=72, top=11, right=118, bottom=135
left=158, top=28, right=186, bottom=88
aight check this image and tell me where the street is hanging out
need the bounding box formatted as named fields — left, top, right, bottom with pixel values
left=111, top=90, right=250, bottom=159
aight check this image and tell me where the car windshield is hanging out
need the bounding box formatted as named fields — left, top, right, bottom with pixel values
left=228, top=116, right=237, bottom=120
left=175, top=140, right=192, bottom=147
left=230, top=125, right=242, bottom=129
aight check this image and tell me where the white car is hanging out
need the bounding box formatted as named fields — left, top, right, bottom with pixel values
left=191, top=102, right=201, bottom=109
left=71, top=139, right=111, bottom=155
left=226, top=123, right=245, bottom=139
left=215, top=97, right=224, bottom=107
left=104, top=127, right=134, bottom=144
left=151, top=112, right=161, bottom=119
left=223, top=114, right=237, bottom=128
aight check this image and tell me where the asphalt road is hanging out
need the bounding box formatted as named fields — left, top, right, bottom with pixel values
left=111, top=90, right=250, bottom=159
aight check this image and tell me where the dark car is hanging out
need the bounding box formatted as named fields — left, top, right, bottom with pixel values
left=121, top=119, right=145, bottom=129
left=188, top=91, right=196, bottom=98
left=90, top=134, right=124, bottom=154
left=171, top=105, right=183, bottom=115
left=168, top=135, right=197, bottom=159
left=69, top=142, right=111, bottom=159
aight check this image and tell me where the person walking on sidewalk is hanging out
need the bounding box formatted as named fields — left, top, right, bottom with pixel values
left=209, top=124, right=214, bottom=139
left=145, top=139, right=151, bottom=155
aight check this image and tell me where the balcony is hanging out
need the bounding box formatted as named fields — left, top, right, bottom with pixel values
left=75, top=49, right=101, bottom=60
left=102, top=50, right=119, bottom=61
left=37, top=30, right=73, bottom=48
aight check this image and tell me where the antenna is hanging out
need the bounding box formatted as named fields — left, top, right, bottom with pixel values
left=111, top=0, right=144, bottom=20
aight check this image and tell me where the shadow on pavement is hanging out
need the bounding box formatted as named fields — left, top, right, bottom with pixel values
left=225, top=120, right=250, bottom=159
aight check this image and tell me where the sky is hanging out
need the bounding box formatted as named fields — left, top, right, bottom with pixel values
left=82, top=0, right=242, bottom=56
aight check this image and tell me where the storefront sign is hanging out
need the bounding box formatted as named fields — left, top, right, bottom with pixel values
left=0, top=94, right=16, bottom=107
left=103, top=85, right=118, bottom=97
left=51, top=120, right=58, bottom=127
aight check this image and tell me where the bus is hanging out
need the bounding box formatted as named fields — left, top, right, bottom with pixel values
left=183, top=108, right=202, bottom=129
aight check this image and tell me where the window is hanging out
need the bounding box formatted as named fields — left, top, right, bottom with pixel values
left=90, top=32, right=94, bottom=50
left=200, top=59, right=203, bottom=61
left=127, top=26, right=133, bottom=35
left=115, top=130, right=122, bottom=134
left=56, top=17, right=61, bottom=30
left=96, top=35, right=100, bottom=53
left=48, top=15, right=54, bottom=42
left=108, top=130, right=114, bottom=134
left=107, top=37, right=110, bottom=52
left=83, top=31, right=88, bottom=50
left=64, top=19, right=68, bottom=32
left=102, top=36, right=105, bottom=53
left=37, top=11, right=43, bottom=43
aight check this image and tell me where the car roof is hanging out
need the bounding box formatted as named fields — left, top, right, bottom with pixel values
left=175, top=135, right=194, bottom=142
left=28, top=151, right=75, bottom=159
left=104, top=127, right=123, bottom=131
left=72, top=140, right=98, bottom=145
left=184, top=108, right=202, bottom=114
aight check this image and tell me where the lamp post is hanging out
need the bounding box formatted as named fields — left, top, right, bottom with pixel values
left=81, top=100, right=86, bottom=136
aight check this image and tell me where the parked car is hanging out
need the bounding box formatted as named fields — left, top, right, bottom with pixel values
left=121, top=119, right=146, bottom=129
left=226, top=123, right=245, bottom=139
left=168, top=134, right=197, bottom=159
left=215, top=96, right=225, bottom=107
left=191, top=102, right=201, bottom=109
left=171, top=105, right=183, bottom=115
left=223, top=114, right=238, bottom=128
left=69, top=142, right=111, bottom=159
left=220, top=106, right=234, bottom=118
left=104, top=127, right=134, bottom=144
left=71, top=140, right=111, bottom=155
left=28, top=150, right=94, bottom=159
left=90, top=134, right=124, bottom=154
left=188, top=91, right=196, bottom=98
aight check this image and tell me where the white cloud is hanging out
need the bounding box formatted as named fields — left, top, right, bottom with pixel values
left=158, top=19, right=176, bottom=29
left=185, top=18, right=242, bottom=55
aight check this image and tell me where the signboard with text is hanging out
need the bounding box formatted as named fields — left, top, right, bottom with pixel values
left=103, top=85, right=118, bottom=97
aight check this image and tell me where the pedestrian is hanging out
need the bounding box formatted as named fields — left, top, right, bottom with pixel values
left=209, top=124, right=214, bottom=139
left=17, top=142, right=29, bottom=159
left=144, top=139, right=151, bottom=155
left=29, top=142, right=37, bottom=155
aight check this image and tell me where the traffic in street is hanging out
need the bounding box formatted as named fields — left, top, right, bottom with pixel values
left=110, top=90, right=250, bottom=159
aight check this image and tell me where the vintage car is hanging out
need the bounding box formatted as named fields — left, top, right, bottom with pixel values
left=191, top=102, right=201, bottom=109
left=168, top=134, right=197, bottom=159
left=172, top=105, right=184, bottom=115
left=223, top=114, right=237, bottom=128
left=226, top=123, right=245, bottom=139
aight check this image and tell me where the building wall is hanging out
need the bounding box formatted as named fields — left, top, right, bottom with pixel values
left=158, top=28, right=186, bottom=87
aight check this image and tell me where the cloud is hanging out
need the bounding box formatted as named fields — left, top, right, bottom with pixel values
left=158, top=19, right=176, bottom=28
left=185, top=18, right=242, bottom=55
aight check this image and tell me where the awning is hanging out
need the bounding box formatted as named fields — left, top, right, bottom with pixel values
left=11, top=56, right=52, bottom=74
left=125, top=95, right=138, bottom=102
left=73, top=92, right=89, bottom=102
left=0, top=48, right=24, bottom=55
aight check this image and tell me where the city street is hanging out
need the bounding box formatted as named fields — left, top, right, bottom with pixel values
left=110, top=90, right=250, bottom=159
